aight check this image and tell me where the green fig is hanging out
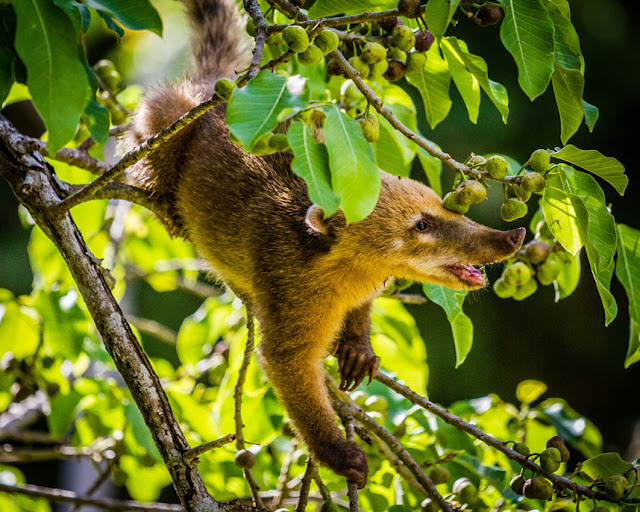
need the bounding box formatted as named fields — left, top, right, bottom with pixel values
left=469, top=155, right=487, bottom=167
left=348, top=56, right=370, bottom=79
left=501, top=198, right=528, bottom=222
left=406, top=52, right=426, bottom=73
left=268, top=133, right=290, bottom=152
left=392, top=25, right=416, bottom=52
left=604, top=475, right=628, bottom=501
left=483, top=155, right=508, bottom=179
left=523, top=477, right=553, bottom=500
left=513, top=443, right=531, bottom=457
left=387, top=47, right=407, bottom=61
left=429, top=466, right=451, bottom=484
left=358, top=117, right=379, bottom=142
left=512, top=278, right=538, bottom=301
left=266, top=32, right=284, bottom=46
left=455, top=179, right=486, bottom=205
left=214, top=78, right=236, bottom=101
left=510, top=475, right=526, bottom=495
left=235, top=449, right=257, bottom=469
left=529, top=149, right=551, bottom=173
left=283, top=25, right=309, bottom=53
left=546, top=436, right=570, bottom=463
left=245, top=19, right=257, bottom=37
left=521, top=172, right=546, bottom=193
left=524, top=240, right=551, bottom=265
left=298, top=44, right=324, bottom=65
left=540, top=447, right=562, bottom=473
left=313, top=29, right=339, bottom=55
left=453, top=478, right=478, bottom=505
left=318, top=500, right=340, bottom=512
left=443, top=192, right=469, bottom=214
left=368, top=59, right=389, bottom=80
left=362, top=42, right=387, bottom=64
left=537, top=254, right=561, bottom=286
left=504, top=262, right=532, bottom=286
left=493, top=278, right=515, bottom=298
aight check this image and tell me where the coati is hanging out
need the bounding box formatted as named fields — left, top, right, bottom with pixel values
left=126, top=0, right=526, bottom=488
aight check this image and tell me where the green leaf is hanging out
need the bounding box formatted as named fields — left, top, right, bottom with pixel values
left=424, top=0, right=462, bottom=40
left=560, top=167, right=618, bottom=325
left=516, top=379, right=547, bottom=404
left=497, top=0, right=555, bottom=100
left=288, top=121, right=339, bottom=215
left=580, top=453, right=635, bottom=481
left=441, top=38, right=480, bottom=124
left=124, top=402, right=163, bottom=462
left=14, top=0, right=89, bottom=154
left=615, top=224, right=640, bottom=368
left=546, top=0, right=584, bottom=72
left=551, top=63, right=585, bottom=144
left=0, top=5, right=16, bottom=106
left=444, top=37, right=509, bottom=124
left=542, top=173, right=582, bottom=255
left=406, top=44, right=452, bottom=129
left=417, top=145, right=443, bottom=197
left=227, top=71, right=309, bottom=149
left=84, top=98, right=110, bottom=145
left=0, top=302, right=40, bottom=359
left=324, top=106, right=380, bottom=222
left=423, top=284, right=473, bottom=367
left=84, top=0, right=162, bottom=35
left=2, top=82, right=31, bottom=109
left=554, top=249, right=581, bottom=301
left=47, top=390, right=83, bottom=437
left=372, top=103, right=417, bottom=178
left=308, top=0, right=396, bottom=17
left=582, top=99, right=599, bottom=132
left=551, top=145, right=628, bottom=196
left=97, top=11, right=124, bottom=38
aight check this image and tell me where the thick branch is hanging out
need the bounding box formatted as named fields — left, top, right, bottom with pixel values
left=0, top=483, right=182, bottom=512
left=0, top=114, right=218, bottom=511
left=375, top=373, right=607, bottom=501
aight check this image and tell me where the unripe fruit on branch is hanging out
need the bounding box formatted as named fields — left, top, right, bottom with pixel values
left=453, top=478, right=478, bottom=505
left=507, top=184, right=532, bottom=202
left=512, top=278, right=537, bottom=301
left=250, top=133, right=275, bottom=156
left=513, top=443, right=531, bottom=457
left=469, top=155, right=487, bottom=167
left=546, top=436, right=570, bottom=463
left=235, top=449, right=257, bottom=469
left=358, top=118, right=379, bottom=142
left=380, top=17, right=402, bottom=32
left=540, top=447, right=562, bottom=473
left=501, top=198, right=528, bottom=222
left=369, top=59, right=390, bottom=80
left=443, top=192, right=469, bottom=214
left=388, top=47, right=407, bottom=61
left=314, top=30, right=339, bottom=55
left=604, top=475, right=628, bottom=501
left=474, top=4, right=503, bottom=26
left=524, top=241, right=552, bottom=264
left=326, top=58, right=344, bottom=77
left=392, top=25, right=416, bottom=52
left=93, top=59, right=116, bottom=76
left=298, top=44, right=323, bottom=65
left=529, top=149, right=551, bottom=173
left=510, top=475, right=526, bottom=495
left=245, top=19, right=257, bottom=37
left=268, top=133, right=290, bottom=152
left=415, top=30, right=435, bottom=53
left=523, top=477, right=553, bottom=500
left=266, top=32, right=284, bottom=45
left=214, top=78, right=236, bottom=101
left=384, top=59, right=407, bottom=82
left=319, top=500, right=340, bottom=512
left=429, top=466, right=451, bottom=484
left=537, top=255, right=561, bottom=286
left=362, top=42, right=387, bottom=64
left=521, top=172, right=546, bottom=193
left=364, top=395, right=388, bottom=413
left=504, top=262, right=531, bottom=287
left=483, top=155, right=508, bottom=179
left=348, top=56, right=370, bottom=78
left=406, top=52, right=426, bottom=73
left=398, top=0, right=422, bottom=18
left=493, top=278, right=515, bottom=298
left=283, top=26, right=309, bottom=53
left=456, top=179, right=486, bottom=205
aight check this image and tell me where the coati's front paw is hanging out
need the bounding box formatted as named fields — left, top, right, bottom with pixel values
left=337, top=342, right=380, bottom=392
left=315, top=439, right=368, bottom=488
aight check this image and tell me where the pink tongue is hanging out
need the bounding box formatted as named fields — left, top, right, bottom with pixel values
left=458, top=264, right=485, bottom=285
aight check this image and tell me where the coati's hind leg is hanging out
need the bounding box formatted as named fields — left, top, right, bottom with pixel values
left=336, top=302, right=380, bottom=392
left=259, top=325, right=368, bottom=487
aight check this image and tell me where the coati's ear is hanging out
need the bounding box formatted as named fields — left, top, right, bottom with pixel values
left=305, top=204, right=329, bottom=235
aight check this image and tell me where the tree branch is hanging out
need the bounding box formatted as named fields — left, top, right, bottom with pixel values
left=295, top=457, right=315, bottom=512
left=182, top=434, right=237, bottom=465
left=0, top=483, right=182, bottom=512
left=0, top=114, right=219, bottom=511
left=243, top=0, right=268, bottom=80
left=266, top=8, right=403, bottom=33
left=0, top=441, right=115, bottom=463
left=374, top=373, right=608, bottom=501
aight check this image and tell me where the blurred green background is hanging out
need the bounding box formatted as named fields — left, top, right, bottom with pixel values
left=1, top=0, right=638, bottom=464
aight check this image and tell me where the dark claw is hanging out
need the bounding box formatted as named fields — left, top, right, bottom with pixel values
left=338, top=345, right=380, bottom=392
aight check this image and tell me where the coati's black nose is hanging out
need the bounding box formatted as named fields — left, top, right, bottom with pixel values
left=506, top=227, right=526, bottom=249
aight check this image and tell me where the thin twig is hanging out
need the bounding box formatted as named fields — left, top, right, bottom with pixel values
left=336, top=404, right=360, bottom=512
left=374, top=373, right=608, bottom=501
left=182, top=434, right=236, bottom=465
left=244, top=0, right=268, bottom=79
left=127, top=315, right=178, bottom=346
left=0, top=483, right=182, bottom=512
left=328, top=378, right=454, bottom=512
left=266, top=8, right=403, bottom=33
left=0, top=442, right=115, bottom=463
left=312, top=466, right=332, bottom=502
left=295, top=457, right=316, bottom=512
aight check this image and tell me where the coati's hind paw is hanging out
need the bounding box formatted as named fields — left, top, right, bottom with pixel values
left=337, top=343, right=380, bottom=392
left=315, top=439, right=368, bottom=488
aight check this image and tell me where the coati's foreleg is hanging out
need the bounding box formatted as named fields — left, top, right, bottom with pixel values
left=259, top=324, right=368, bottom=487
left=336, top=302, right=380, bottom=392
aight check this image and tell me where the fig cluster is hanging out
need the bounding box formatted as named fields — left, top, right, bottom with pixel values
left=93, top=59, right=128, bottom=126
left=442, top=178, right=487, bottom=214
left=494, top=239, right=570, bottom=300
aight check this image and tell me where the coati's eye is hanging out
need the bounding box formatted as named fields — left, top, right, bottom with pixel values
left=415, top=220, right=430, bottom=232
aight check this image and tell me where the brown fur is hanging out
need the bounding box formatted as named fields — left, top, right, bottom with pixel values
left=126, top=0, right=525, bottom=487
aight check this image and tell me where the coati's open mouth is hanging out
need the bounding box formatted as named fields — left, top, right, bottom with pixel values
left=446, top=264, right=486, bottom=286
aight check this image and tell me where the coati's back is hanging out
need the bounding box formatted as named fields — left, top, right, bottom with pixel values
left=126, top=0, right=316, bottom=301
